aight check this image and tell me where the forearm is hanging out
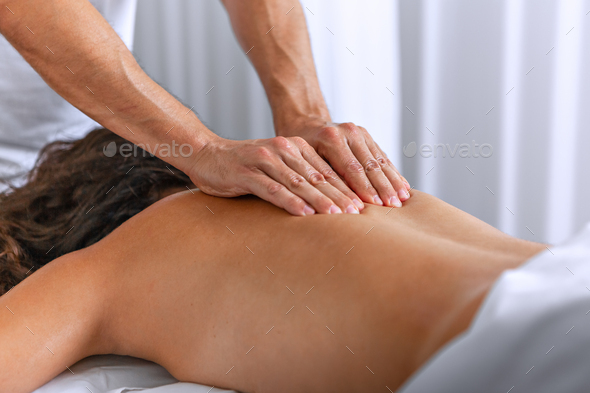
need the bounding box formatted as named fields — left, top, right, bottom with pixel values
left=221, top=0, right=330, bottom=135
left=0, top=0, right=217, bottom=173
left=221, top=0, right=411, bottom=208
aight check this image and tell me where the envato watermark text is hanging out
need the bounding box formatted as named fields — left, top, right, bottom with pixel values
left=103, top=141, right=193, bottom=158
left=403, top=141, right=493, bottom=158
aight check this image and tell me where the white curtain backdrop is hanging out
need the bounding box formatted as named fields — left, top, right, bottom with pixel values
left=134, top=0, right=590, bottom=245
left=133, top=0, right=400, bottom=152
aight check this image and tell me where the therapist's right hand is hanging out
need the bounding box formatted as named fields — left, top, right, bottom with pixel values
left=188, top=135, right=363, bottom=216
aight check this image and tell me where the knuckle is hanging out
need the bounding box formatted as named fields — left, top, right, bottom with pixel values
left=364, top=158, right=382, bottom=172
left=341, top=122, right=356, bottom=131
left=271, top=136, right=291, bottom=150
left=267, top=182, right=283, bottom=195
left=374, top=154, right=391, bottom=167
left=318, top=126, right=341, bottom=143
left=255, top=146, right=272, bottom=159
left=287, top=174, right=306, bottom=189
left=344, top=158, right=365, bottom=174
left=320, top=167, right=338, bottom=181
left=289, top=136, right=307, bottom=147
left=308, top=171, right=326, bottom=185
left=342, top=122, right=359, bottom=136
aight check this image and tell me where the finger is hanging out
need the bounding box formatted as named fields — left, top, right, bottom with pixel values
left=371, top=141, right=410, bottom=190
left=259, top=157, right=341, bottom=215
left=282, top=144, right=360, bottom=214
left=336, top=148, right=383, bottom=205
left=247, top=172, right=315, bottom=216
left=400, top=175, right=411, bottom=190
left=294, top=138, right=364, bottom=211
left=358, top=125, right=409, bottom=204
left=388, top=164, right=411, bottom=191
left=318, top=129, right=381, bottom=205
left=369, top=142, right=409, bottom=203
left=347, top=135, right=399, bottom=207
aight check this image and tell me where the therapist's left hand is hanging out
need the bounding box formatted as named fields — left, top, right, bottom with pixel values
left=278, top=120, right=411, bottom=208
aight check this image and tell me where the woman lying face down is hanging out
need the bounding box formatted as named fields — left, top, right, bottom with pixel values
left=0, top=129, right=545, bottom=393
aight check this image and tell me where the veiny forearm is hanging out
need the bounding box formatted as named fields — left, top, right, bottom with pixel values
left=221, top=0, right=331, bottom=134
left=222, top=0, right=415, bottom=209
left=0, top=0, right=217, bottom=173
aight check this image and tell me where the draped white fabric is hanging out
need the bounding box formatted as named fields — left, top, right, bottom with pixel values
left=134, top=0, right=590, bottom=244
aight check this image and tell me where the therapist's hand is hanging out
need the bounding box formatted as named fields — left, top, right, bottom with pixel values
left=278, top=120, right=411, bottom=208
left=188, top=135, right=363, bottom=216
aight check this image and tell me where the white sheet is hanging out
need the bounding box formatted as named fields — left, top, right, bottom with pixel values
left=398, top=222, right=590, bottom=392
left=33, top=355, right=236, bottom=393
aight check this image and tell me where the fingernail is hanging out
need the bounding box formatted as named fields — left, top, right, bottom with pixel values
left=353, top=199, right=364, bottom=210
left=345, top=205, right=359, bottom=214
left=330, top=205, right=343, bottom=214
left=373, top=195, right=383, bottom=205
left=404, top=181, right=411, bottom=190
left=303, top=205, right=315, bottom=215
left=398, top=189, right=410, bottom=201
left=390, top=196, right=402, bottom=208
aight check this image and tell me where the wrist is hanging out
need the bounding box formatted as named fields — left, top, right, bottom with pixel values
left=274, top=114, right=331, bottom=137
left=162, top=122, right=221, bottom=177
left=183, top=130, right=225, bottom=182
left=268, top=82, right=331, bottom=136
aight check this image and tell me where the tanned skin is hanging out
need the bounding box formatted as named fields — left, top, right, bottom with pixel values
left=0, top=0, right=409, bottom=216
left=0, top=190, right=544, bottom=392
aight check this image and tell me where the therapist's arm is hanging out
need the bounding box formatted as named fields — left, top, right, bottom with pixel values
left=221, top=0, right=411, bottom=208
left=0, top=0, right=360, bottom=216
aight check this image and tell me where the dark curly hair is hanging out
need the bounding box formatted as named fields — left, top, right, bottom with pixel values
left=0, top=128, right=192, bottom=295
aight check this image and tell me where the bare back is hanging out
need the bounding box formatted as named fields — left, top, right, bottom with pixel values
left=0, top=190, right=544, bottom=392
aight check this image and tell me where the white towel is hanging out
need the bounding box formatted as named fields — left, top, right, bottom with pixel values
left=399, top=223, right=590, bottom=393
left=34, top=355, right=235, bottom=393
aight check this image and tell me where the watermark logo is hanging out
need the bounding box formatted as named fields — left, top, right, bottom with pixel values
left=403, top=141, right=493, bottom=158
left=103, top=141, right=194, bottom=158
left=403, top=141, right=418, bottom=158
left=103, top=141, right=117, bottom=157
